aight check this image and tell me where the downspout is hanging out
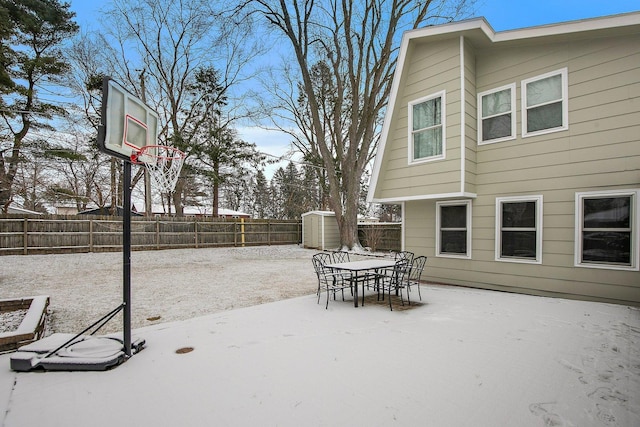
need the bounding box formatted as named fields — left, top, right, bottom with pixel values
left=321, top=214, right=325, bottom=250
left=460, top=35, right=466, bottom=195
left=401, top=201, right=406, bottom=251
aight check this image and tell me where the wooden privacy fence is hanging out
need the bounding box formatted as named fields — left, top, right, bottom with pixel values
left=0, top=215, right=402, bottom=255
left=0, top=216, right=302, bottom=255
left=358, top=223, right=402, bottom=252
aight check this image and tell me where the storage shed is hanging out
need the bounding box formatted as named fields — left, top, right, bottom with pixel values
left=301, top=211, right=340, bottom=250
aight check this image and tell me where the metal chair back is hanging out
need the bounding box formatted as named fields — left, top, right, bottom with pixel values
left=331, top=251, right=350, bottom=263
left=409, top=256, right=427, bottom=281
left=394, top=251, right=414, bottom=264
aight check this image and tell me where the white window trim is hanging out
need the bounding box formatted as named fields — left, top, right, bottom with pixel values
left=574, top=189, right=639, bottom=271
left=477, top=83, right=516, bottom=145
left=436, top=200, right=472, bottom=259
left=495, top=195, right=543, bottom=264
left=408, top=91, right=446, bottom=164
left=521, top=68, right=569, bottom=138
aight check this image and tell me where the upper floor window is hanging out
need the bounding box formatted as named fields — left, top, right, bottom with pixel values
left=478, top=83, right=516, bottom=144
left=522, top=68, right=568, bottom=137
left=436, top=200, right=472, bottom=258
left=575, top=190, right=638, bottom=271
left=409, top=91, right=445, bottom=162
left=496, top=195, right=543, bottom=264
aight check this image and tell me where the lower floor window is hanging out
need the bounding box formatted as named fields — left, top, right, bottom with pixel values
left=496, top=196, right=543, bottom=263
left=437, top=200, right=471, bottom=257
left=576, top=191, right=637, bottom=269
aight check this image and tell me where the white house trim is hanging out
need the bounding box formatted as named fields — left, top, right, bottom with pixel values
left=459, top=35, right=466, bottom=194
left=400, top=201, right=406, bottom=251
left=408, top=91, right=447, bottom=164
left=574, top=189, right=640, bottom=271
left=371, top=192, right=478, bottom=204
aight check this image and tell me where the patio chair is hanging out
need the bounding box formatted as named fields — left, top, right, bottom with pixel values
left=331, top=251, right=350, bottom=263
left=312, top=254, right=353, bottom=309
left=406, top=256, right=427, bottom=303
left=383, top=251, right=413, bottom=289
left=315, top=252, right=332, bottom=266
left=332, top=251, right=382, bottom=297
left=329, top=251, right=359, bottom=296
left=313, top=253, right=333, bottom=295
left=394, top=250, right=414, bottom=264
left=376, top=259, right=409, bottom=311
left=313, top=252, right=333, bottom=296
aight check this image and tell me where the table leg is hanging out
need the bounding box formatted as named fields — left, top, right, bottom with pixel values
left=353, top=271, right=359, bottom=307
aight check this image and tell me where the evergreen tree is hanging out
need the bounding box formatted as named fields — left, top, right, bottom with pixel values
left=269, top=167, right=286, bottom=219
left=0, top=0, right=78, bottom=212
left=281, top=161, right=302, bottom=219
left=183, top=66, right=265, bottom=217
left=252, top=169, right=270, bottom=218
left=300, top=164, right=319, bottom=213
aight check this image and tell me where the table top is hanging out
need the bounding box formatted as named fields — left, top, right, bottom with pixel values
left=325, top=258, right=396, bottom=272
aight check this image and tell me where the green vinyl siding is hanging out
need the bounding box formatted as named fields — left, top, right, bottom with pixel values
left=396, top=26, right=640, bottom=305
left=375, top=38, right=463, bottom=200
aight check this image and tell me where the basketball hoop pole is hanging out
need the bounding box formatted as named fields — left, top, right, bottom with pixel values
left=123, top=161, right=132, bottom=357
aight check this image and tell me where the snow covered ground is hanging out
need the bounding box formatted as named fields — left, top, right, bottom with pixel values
left=0, top=245, right=318, bottom=334
left=0, top=245, right=639, bottom=426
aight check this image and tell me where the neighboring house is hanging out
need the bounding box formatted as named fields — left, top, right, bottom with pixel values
left=368, top=13, right=640, bottom=305
left=6, top=205, right=42, bottom=215
left=55, top=205, right=78, bottom=215
left=78, top=205, right=142, bottom=216
left=136, top=204, right=251, bottom=219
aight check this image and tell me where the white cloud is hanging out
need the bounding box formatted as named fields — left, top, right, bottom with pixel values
left=237, top=126, right=303, bottom=178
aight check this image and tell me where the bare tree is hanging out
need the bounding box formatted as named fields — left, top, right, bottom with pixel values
left=102, top=0, right=262, bottom=215
left=247, top=0, right=474, bottom=249
left=64, top=33, right=122, bottom=213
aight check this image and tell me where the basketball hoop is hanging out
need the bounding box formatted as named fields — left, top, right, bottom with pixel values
left=131, top=145, right=186, bottom=193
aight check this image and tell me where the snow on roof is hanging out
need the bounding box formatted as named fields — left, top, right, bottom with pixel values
left=136, top=204, right=250, bottom=217
left=6, top=205, right=42, bottom=215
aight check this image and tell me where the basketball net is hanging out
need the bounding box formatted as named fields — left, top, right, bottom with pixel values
left=131, top=145, right=186, bottom=193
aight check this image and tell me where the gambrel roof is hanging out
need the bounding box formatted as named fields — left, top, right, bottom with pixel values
left=367, top=12, right=640, bottom=203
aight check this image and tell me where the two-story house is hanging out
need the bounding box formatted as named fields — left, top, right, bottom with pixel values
left=367, top=12, right=640, bottom=305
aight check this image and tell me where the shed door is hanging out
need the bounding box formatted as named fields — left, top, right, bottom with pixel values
left=311, top=216, right=320, bottom=248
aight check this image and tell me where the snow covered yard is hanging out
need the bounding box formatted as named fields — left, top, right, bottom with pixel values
left=0, top=245, right=319, bottom=335
left=1, top=245, right=639, bottom=426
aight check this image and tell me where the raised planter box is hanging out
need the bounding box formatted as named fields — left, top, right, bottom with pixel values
left=0, top=296, right=49, bottom=353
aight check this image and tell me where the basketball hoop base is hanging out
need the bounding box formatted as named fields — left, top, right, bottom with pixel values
left=10, top=333, right=146, bottom=372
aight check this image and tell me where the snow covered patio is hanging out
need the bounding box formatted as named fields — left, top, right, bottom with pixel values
left=1, top=246, right=639, bottom=426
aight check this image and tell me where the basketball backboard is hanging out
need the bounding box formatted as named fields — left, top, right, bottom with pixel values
left=97, top=77, right=159, bottom=163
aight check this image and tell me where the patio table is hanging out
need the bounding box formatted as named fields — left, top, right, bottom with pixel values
left=325, top=259, right=397, bottom=307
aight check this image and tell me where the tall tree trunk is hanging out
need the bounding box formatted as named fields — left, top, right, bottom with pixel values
left=172, top=178, right=184, bottom=216
left=144, top=172, right=152, bottom=216
left=212, top=161, right=220, bottom=218
left=0, top=169, right=13, bottom=212
left=110, top=158, right=117, bottom=214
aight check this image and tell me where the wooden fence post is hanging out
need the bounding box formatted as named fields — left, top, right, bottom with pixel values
left=233, top=221, right=237, bottom=246
left=195, top=220, right=198, bottom=249
left=89, top=219, right=94, bottom=252
left=23, top=218, right=28, bottom=255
